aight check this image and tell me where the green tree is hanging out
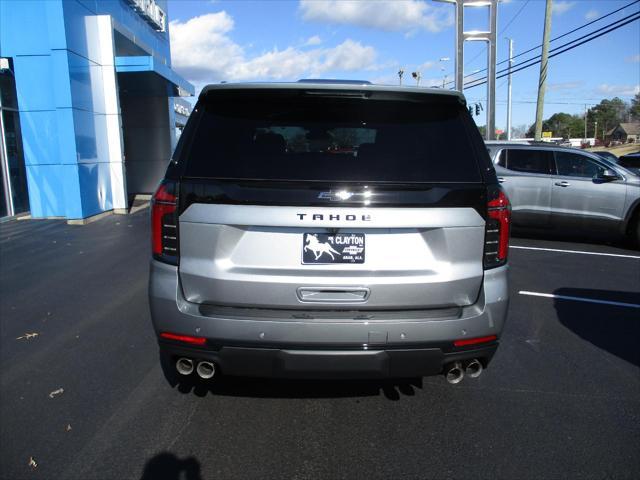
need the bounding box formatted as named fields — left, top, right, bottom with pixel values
left=630, top=92, right=640, bottom=121
left=527, top=97, right=632, bottom=140
left=587, top=97, right=629, bottom=138
left=526, top=113, right=583, bottom=138
left=511, top=124, right=530, bottom=139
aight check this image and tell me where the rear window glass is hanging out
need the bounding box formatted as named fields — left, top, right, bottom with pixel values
left=501, top=149, right=552, bottom=174
left=181, top=91, right=482, bottom=183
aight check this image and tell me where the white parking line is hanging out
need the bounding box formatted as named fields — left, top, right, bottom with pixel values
left=510, top=245, right=640, bottom=259
left=519, top=291, right=640, bottom=309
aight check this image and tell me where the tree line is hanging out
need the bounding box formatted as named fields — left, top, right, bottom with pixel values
left=524, top=93, right=640, bottom=139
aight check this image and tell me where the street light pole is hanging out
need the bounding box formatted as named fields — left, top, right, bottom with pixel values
left=439, top=57, right=450, bottom=88
left=506, top=38, right=513, bottom=140
left=434, top=0, right=499, bottom=140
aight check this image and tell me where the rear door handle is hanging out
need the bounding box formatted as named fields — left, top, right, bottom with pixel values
left=498, top=177, right=506, bottom=183
left=554, top=181, right=571, bottom=187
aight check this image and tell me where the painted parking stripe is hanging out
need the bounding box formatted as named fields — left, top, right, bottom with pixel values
left=519, top=291, right=640, bottom=309
left=510, top=245, right=640, bottom=259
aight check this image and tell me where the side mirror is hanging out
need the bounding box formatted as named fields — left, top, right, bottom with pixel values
left=596, top=169, right=619, bottom=181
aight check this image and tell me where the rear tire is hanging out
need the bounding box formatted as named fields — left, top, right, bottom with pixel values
left=629, top=212, right=640, bottom=249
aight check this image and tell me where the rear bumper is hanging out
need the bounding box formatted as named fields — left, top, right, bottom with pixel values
left=149, top=261, right=509, bottom=379
left=159, top=342, right=498, bottom=379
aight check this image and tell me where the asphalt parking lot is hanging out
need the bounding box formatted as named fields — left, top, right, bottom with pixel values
left=1, top=210, right=639, bottom=480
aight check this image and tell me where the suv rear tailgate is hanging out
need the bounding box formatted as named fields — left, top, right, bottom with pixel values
left=178, top=204, right=485, bottom=309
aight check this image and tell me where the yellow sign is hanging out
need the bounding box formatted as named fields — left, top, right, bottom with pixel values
left=542, top=131, right=553, bottom=138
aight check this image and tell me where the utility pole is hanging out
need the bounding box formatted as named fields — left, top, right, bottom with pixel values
left=584, top=104, right=588, bottom=140
left=506, top=38, right=513, bottom=140
left=534, top=0, right=553, bottom=141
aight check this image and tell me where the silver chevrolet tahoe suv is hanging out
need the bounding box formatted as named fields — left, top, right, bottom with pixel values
left=149, top=81, right=510, bottom=384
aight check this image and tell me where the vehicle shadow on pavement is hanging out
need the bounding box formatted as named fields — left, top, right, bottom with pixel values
left=160, top=354, right=424, bottom=400
left=554, top=287, right=640, bottom=367
left=512, top=230, right=635, bottom=249
left=140, top=452, right=202, bottom=480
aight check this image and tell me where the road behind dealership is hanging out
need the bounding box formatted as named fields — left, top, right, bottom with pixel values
left=1, top=210, right=639, bottom=480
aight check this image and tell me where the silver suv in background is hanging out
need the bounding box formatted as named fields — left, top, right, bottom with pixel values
left=486, top=141, right=640, bottom=245
left=149, top=82, right=510, bottom=385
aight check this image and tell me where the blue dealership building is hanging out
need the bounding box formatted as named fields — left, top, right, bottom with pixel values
left=0, top=0, right=193, bottom=221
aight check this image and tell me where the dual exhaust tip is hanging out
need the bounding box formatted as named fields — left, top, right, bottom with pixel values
left=445, top=359, right=483, bottom=384
left=175, top=357, right=216, bottom=379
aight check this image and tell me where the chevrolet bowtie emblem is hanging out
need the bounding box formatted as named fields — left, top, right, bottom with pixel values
left=317, top=190, right=373, bottom=201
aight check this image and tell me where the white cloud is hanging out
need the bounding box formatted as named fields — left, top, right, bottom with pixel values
left=585, top=9, right=599, bottom=21
left=627, top=54, right=640, bottom=63
left=299, top=0, right=453, bottom=33
left=170, top=12, right=378, bottom=89
left=169, top=12, right=243, bottom=83
left=596, top=84, right=640, bottom=97
left=303, top=35, right=322, bottom=46
left=418, top=61, right=436, bottom=71
left=552, top=1, right=575, bottom=16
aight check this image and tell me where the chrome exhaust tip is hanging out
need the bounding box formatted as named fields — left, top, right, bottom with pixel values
left=176, top=357, right=194, bottom=376
left=445, top=361, right=465, bottom=384
left=465, top=359, right=483, bottom=378
left=196, top=361, right=216, bottom=380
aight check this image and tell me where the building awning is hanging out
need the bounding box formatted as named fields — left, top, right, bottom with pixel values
left=115, top=56, right=194, bottom=97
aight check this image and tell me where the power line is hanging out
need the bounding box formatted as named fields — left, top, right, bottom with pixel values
left=506, top=0, right=639, bottom=66
left=468, top=12, right=640, bottom=88
left=469, top=98, right=626, bottom=105
left=466, top=98, right=611, bottom=106
left=465, top=10, right=640, bottom=88
left=444, top=0, right=640, bottom=87
left=496, top=100, right=606, bottom=106
left=501, top=0, right=532, bottom=36
left=464, top=12, right=640, bottom=90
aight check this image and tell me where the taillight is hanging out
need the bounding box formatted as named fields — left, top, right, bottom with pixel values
left=483, top=186, right=510, bottom=269
left=151, top=180, right=179, bottom=264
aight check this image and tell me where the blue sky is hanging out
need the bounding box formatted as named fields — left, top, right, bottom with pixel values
left=167, top=0, right=640, bottom=132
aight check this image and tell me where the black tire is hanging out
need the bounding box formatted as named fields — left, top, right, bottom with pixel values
left=633, top=216, right=640, bottom=249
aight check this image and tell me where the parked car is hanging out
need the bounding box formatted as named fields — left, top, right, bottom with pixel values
left=149, top=81, right=510, bottom=385
left=486, top=141, right=640, bottom=244
left=618, top=152, right=640, bottom=175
